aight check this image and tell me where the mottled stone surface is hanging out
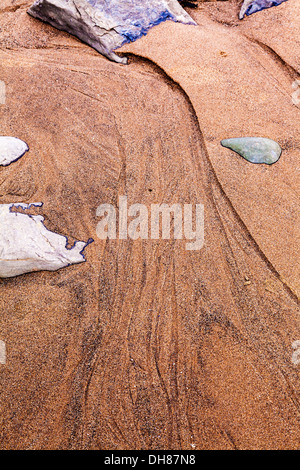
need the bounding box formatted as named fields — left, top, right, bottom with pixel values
left=27, top=0, right=195, bottom=63
left=221, top=137, right=282, bottom=164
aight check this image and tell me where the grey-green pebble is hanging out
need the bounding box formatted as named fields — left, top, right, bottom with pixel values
left=221, top=137, right=282, bottom=165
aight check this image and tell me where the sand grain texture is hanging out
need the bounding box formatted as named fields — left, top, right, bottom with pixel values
left=0, top=0, right=299, bottom=449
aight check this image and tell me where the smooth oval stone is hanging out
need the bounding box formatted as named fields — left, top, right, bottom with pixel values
left=0, top=136, right=29, bottom=166
left=221, top=137, right=282, bottom=165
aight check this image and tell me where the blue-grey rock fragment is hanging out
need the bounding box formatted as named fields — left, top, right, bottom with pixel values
left=28, top=0, right=196, bottom=64
left=239, top=0, right=289, bottom=19
left=221, top=137, right=282, bottom=165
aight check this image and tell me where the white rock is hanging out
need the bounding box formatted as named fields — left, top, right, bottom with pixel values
left=0, top=136, right=28, bottom=166
left=0, top=203, right=92, bottom=278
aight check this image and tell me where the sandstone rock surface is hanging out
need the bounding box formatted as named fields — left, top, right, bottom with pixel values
left=0, top=0, right=299, bottom=450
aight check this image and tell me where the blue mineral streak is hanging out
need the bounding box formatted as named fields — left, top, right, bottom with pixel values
left=85, top=0, right=191, bottom=45
left=244, top=0, right=288, bottom=16
left=119, top=10, right=176, bottom=44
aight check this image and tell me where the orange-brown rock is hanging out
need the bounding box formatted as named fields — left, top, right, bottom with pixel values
left=0, top=0, right=299, bottom=450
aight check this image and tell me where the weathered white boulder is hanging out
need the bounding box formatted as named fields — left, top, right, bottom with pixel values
left=27, top=0, right=196, bottom=63
left=0, top=203, right=92, bottom=278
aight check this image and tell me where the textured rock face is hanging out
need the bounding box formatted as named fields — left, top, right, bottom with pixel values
left=27, top=0, right=196, bottom=63
left=0, top=134, right=91, bottom=278
left=0, top=0, right=299, bottom=451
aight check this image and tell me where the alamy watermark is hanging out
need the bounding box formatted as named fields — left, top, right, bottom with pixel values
left=96, top=196, right=204, bottom=251
left=292, top=80, right=300, bottom=107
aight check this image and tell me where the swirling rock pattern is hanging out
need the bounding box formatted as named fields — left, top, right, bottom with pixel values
left=0, top=0, right=299, bottom=451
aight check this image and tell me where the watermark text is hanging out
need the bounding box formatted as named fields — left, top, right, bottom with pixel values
left=96, top=196, right=204, bottom=251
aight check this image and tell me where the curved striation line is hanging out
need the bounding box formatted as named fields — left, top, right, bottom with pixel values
left=124, top=53, right=299, bottom=302
left=245, top=37, right=300, bottom=79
